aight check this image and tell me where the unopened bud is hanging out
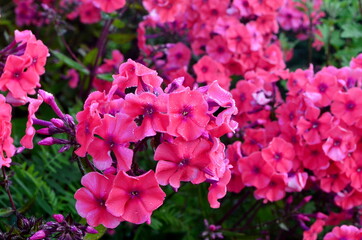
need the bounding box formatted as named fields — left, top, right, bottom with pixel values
left=37, top=128, right=50, bottom=135
left=59, top=145, right=71, bottom=153
left=53, top=214, right=64, bottom=223
left=51, top=118, right=65, bottom=128
left=86, top=226, right=98, bottom=234
left=30, top=230, right=46, bottom=240
left=38, top=137, right=55, bottom=146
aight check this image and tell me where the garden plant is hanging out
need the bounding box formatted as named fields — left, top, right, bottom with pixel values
left=1, top=0, right=362, bottom=239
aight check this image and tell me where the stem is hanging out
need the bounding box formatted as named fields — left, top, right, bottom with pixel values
left=217, top=190, right=250, bottom=225
left=2, top=167, right=17, bottom=213
left=232, top=201, right=261, bottom=229
left=85, top=19, right=114, bottom=98
left=60, top=35, right=85, bottom=67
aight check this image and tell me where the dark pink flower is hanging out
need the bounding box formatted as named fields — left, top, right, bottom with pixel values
left=167, top=88, right=210, bottom=141
left=74, top=172, right=123, bottom=228
left=154, top=137, right=212, bottom=190
left=88, top=113, right=138, bottom=171
left=106, top=170, right=166, bottom=224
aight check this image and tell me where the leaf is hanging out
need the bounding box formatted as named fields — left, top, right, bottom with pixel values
left=84, top=224, right=107, bottom=240
left=341, top=23, right=362, bottom=38
left=0, top=208, right=14, bottom=217
left=96, top=73, right=114, bottom=82
left=84, top=49, right=99, bottom=66
left=51, top=50, right=89, bottom=75
left=108, top=33, right=136, bottom=44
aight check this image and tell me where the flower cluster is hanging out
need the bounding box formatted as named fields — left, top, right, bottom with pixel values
left=12, top=0, right=126, bottom=26
left=30, top=214, right=97, bottom=240
left=0, top=30, right=48, bottom=101
left=74, top=59, right=238, bottom=227
left=278, top=0, right=325, bottom=50
left=138, top=0, right=286, bottom=90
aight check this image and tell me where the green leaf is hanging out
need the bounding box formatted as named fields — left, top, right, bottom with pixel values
left=0, top=208, right=14, bottom=217
left=51, top=50, right=89, bottom=75
left=84, top=224, right=107, bottom=240
left=84, top=48, right=99, bottom=66
left=108, top=33, right=136, bottom=44
left=341, top=23, right=362, bottom=38
left=96, top=73, right=114, bottom=82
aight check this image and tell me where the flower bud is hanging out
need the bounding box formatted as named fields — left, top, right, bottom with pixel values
left=30, top=230, right=46, bottom=240
left=53, top=214, right=64, bottom=223
left=86, top=226, right=98, bottom=234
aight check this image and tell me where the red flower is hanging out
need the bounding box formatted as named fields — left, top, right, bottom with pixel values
left=74, top=172, right=123, bottom=228
left=106, top=170, right=166, bottom=224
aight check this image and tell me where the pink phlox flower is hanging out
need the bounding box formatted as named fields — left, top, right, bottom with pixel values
left=106, top=170, right=166, bottom=224
left=261, top=137, right=295, bottom=173
left=74, top=172, right=123, bottom=228
left=0, top=55, right=39, bottom=99
left=79, top=1, right=101, bottom=24
left=323, top=225, right=361, bottom=240
left=203, top=81, right=238, bottom=137
left=322, top=126, right=356, bottom=162
left=167, top=87, right=210, bottom=141
left=254, top=173, right=287, bottom=202
left=20, top=95, right=43, bottom=149
left=239, top=151, right=274, bottom=189
left=112, top=59, right=163, bottom=94
left=24, top=39, right=49, bottom=75
left=123, top=92, right=168, bottom=139
left=154, top=137, right=212, bottom=190
left=87, top=113, right=138, bottom=171
left=0, top=95, right=15, bottom=168
left=331, top=88, right=362, bottom=126
left=226, top=141, right=244, bottom=193
left=165, top=42, right=191, bottom=70
left=93, top=0, right=125, bottom=13
left=207, top=162, right=232, bottom=208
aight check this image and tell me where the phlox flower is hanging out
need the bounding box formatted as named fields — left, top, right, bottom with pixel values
left=241, top=128, right=266, bottom=155
left=167, top=88, right=209, bottom=141
left=166, top=42, right=191, bottom=69
left=74, top=172, right=123, bottom=228
left=0, top=55, right=39, bottom=99
left=208, top=164, right=231, bottom=208
left=142, top=0, right=186, bottom=23
left=296, top=105, right=334, bottom=145
left=24, top=39, right=49, bottom=75
left=123, top=92, right=168, bottom=139
left=331, top=88, right=362, bottom=126
left=225, top=23, right=251, bottom=54
left=239, top=151, right=274, bottom=189
left=0, top=95, right=15, bottom=168
left=87, top=113, right=138, bottom=171
left=316, top=163, right=349, bottom=193
left=322, top=126, right=356, bottom=162
left=206, top=36, right=232, bottom=64
left=226, top=141, right=244, bottom=193
left=112, top=59, right=163, bottom=94
left=154, top=137, right=212, bottom=190
left=301, top=144, right=330, bottom=171
left=93, top=0, right=125, bottom=13
left=305, top=72, right=339, bottom=107
left=334, top=189, right=362, bottom=210
left=106, top=170, right=166, bottom=224
left=303, top=219, right=326, bottom=240
left=254, top=173, right=287, bottom=202
left=324, top=225, right=361, bottom=240
left=261, top=137, right=295, bottom=173
left=79, top=1, right=101, bottom=24
left=20, top=95, right=43, bottom=149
